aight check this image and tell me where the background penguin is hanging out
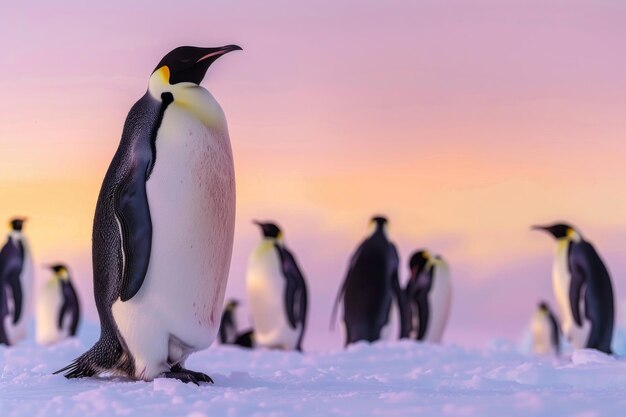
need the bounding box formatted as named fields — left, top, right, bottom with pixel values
left=246, top=221, right=308, bottom=351
left=331, top=216, right=410, bottom=345
left=530, top=301, right=560, bottom=356
left=219, top=299, right=254, bottom=348
left=532, top=223, right=614, bottom=354
left=56, top=44, right=241, bottom=384
left=36, top=264, right=80, bottom=345
left=0, top=218, right=34, bottom=345
left=404, top=250, right=452, bottom=343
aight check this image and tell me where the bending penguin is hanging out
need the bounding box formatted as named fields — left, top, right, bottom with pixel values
left=246, top=221, right=308, bottom=351
left=36, top=264, right=80, bottom=345
left=331, top=216, right=410, bottom=345
left=219, top=299, right=254, bottom=348
left=404, top=250, right=451, bottom=343
left=56, top=44, right=241, bottom=384
left=530, top=301, right=560, bottom=356
left=532, top=223, right=614, bottom=354
left=0, top=218, right=34, bottom=346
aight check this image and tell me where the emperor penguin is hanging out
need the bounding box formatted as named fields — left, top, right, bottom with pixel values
left=530, top=301, right=560, bottom=356
left=404, top=250, right=451, bottom=343
left=532, top=223, right=614, bottom=354
left=218, top=299, right=254, bottom=348
left=36, top=264, right=80, bottom=345
left=56, top=44, right=241, bottom=384
left=331, top=216, right=410, bottom=345
left=246, top=221, right=308, bottom=351
left=0, top=218, right=34, bottom=346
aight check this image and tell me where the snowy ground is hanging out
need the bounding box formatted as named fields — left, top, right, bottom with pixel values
left=3, top=325, right=626, bottom=417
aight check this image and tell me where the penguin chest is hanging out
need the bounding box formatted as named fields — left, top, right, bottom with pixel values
left=531, top=313, right=553, bottom=355
left=246, top=243, right=298, bottom=348
left=552, top=241, right=589, bottom=347
left=119, top=103, right=235, bottom=349
left=423, top=266, right=452, bottom=343
left=35, top=280, right=66, bottom=344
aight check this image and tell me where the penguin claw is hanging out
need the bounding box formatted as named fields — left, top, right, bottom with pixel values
left=163, top=364, right=214, bottom=385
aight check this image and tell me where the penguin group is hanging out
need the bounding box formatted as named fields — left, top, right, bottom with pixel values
left=0, top=219, right=80, bottom=346
left=0, top=44, right=619, bottom=388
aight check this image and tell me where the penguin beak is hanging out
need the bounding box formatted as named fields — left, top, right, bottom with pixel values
left=252, top=220, right=263, bottom=227
left=531, top=225, right=548, bottom=232
left=196, top=45, right=242, bottom=65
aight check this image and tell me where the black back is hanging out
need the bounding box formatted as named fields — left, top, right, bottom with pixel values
left=58, top=279, right=81, bottom=336
left=56, top=91, right=167, bottom=378
left=568, top=239, right=614, bottom=354
left=332, top=227, right=409, bottom=345
left=274, top=243, right=308, bottom=351
left=405, top=263, right=435, bottom=341
left=0, top=235, right=25, bottom=345
left=219, top=308, right=237, bottom=344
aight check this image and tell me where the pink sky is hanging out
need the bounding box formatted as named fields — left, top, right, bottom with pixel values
left=2, top=1, right=626, bottom=349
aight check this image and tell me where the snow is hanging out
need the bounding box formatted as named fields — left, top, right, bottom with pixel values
left=2, top=323, right=626, bottom=417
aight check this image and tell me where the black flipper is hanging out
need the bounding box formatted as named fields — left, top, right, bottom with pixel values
left=389, top=244, right=410, bottom=339
left=330, top=246, right=362, bottom=331
left=116, top=165, right=153, bottom=302
left=568, top=246, right=586, bottom=327
left=7, top=272, right=23, bottom=324
left=66, top=281, right=80, bottom=336
left=416, top=266, right=435, bottom=341
left=58, top=300, right=68, bottom=330
left=275, top=244, right=308, bottom=350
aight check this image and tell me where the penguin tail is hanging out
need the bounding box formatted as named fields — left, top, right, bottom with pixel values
left=54, top=336, right=127, bottom=379
left=53, top=351, right=98, bottom=378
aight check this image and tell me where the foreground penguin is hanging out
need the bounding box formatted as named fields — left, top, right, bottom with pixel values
left=530, top=301, right=560, bottom=356
left=56, top=45, right=241, bottom=384
left=0, top=218, right=34, bottom=345
left=219, top=299, right=254, bottom=348
left=36, top=264, right=80, bottom=345
left=532, top=223, right=614, bottom=354
left=404, top=250, right=451, bottom=343
left=331, top=216, right=410, bottom=345
left=247, top=221, right=308, bottom=351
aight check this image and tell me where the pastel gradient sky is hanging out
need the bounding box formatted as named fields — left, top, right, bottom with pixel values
left=2, top=0, right=626, bottom=349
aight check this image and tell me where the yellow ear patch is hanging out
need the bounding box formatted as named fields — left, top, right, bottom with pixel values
left=159, top=66, right=170, bottom=83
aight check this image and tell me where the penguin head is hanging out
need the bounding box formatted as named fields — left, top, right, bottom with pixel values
left=253, top=220, right=282, bottom=240
left=409, top=250, right=430, bottom=276
left=225, top=299, right=239, bottom=311
left=150, top=45, right=242, bottom=91
left=368, top=215, right=388, bottom=235
left=9, top=217, right=26, bottom=232
left=49, top=264, right=70, bottom=281
left=531, top=222, right=581, bottom=241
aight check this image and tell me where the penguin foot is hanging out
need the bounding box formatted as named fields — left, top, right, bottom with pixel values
left=163, top=364, right=213, bottom=385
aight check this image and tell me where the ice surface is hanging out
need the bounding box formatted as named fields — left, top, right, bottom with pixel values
left=2, top=324, right=626, bottom=417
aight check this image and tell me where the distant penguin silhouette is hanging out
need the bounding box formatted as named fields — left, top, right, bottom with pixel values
left=331, top=216, right=410, bottom=345
left=219, top=299, right=254, bottom=348
left=405, top=250, right=451, bottom=343
left=531, top=301, right=560, bottom=356
left=36, top=264, right=80, bottom=345
left=0, top=218, right=34, bottom=345
left=247, top=221, right=308, bottom=351
left=55, top=44, right=241, bottom=384
left=532, top=223, right=614, bottom=354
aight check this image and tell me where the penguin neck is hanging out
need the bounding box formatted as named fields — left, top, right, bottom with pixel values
left=148, top=69, right=225, bottom=130
left=370, top=225, right=387, bottom=239
left=262, top=237, right=283, bottom=246
left=9, top=230, right=23, bottom=243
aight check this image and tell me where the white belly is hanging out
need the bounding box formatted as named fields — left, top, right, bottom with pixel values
left=531, top=313, right=555, bottom=355
left=553, top=241, right=590, bottom=348
left=4, top=242, right=33, bottom=345
left=246, top=241, right=300, bottom=349
left=35, top=280, right=68, bottom=344
left=112, top=102, right=235, bottom=379
left=422, top=264, right=452, bottom=343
